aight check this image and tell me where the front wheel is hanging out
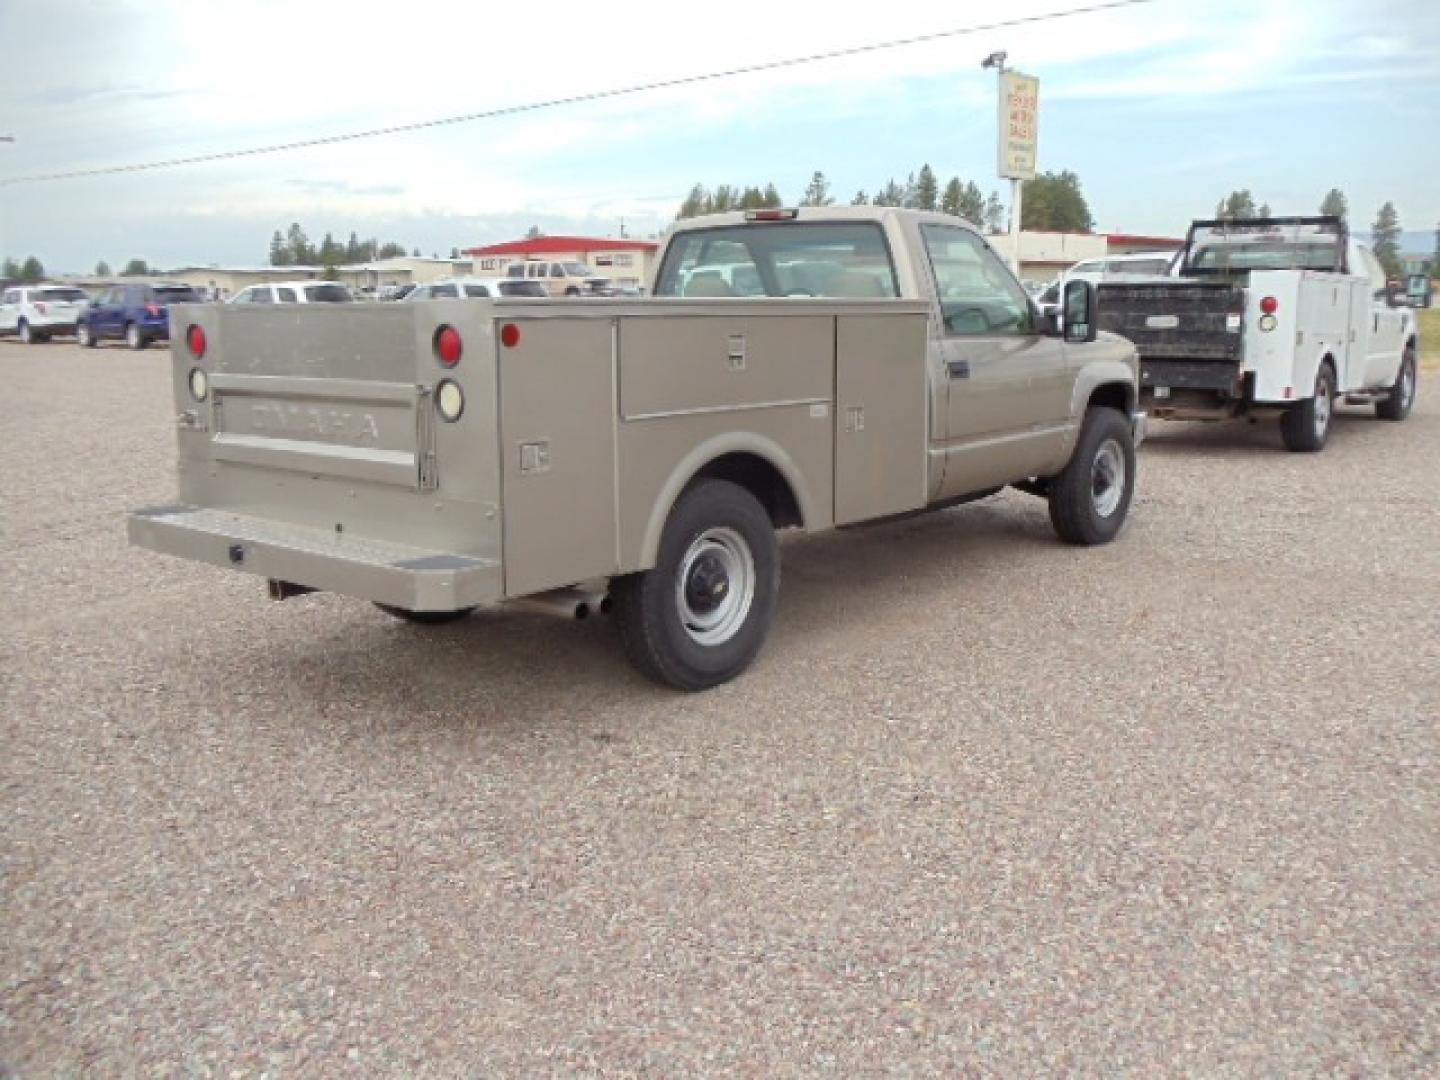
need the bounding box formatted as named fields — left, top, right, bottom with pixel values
left=1375, top=345, right=1416, bottom=422
left=125, top=322, right=147, bottom=350
left=611, top=479, right=778, bottom=691
left=77, top=322, right=97, bottom=348
left=1280, top=362, right=1335, bottom=452
left=1047, top=407, right=1136, bottom=546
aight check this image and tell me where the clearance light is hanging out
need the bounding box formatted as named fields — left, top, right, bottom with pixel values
left=187, top=325, right=207, bottom=358
left=435, top=325, right=462, bottom=367
left=744, top=208, right=799, bottom=221
left=436, top=379, right=464, bottom=422
left=500, top=323, right=521, bottom=348
left=1260, top=295, right=1279, bottom=315
left=188, top=367, right=209, bottom=401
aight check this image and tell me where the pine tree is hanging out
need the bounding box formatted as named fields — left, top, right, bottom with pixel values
left=1215, top=190, right=1258, bottom=221
left=269, top=230, right=289, bottom=266
left=851, top=190, right=869, bottom=205
left=677, top=183, right=708, bottom=219
left=762, top=183, right=782, bottom=208
left=873, top=179, right=906, bottom=208
left=957, top=182, right=985, bottom=227
left=800, top=171, right=833, bottom=207
left=94, top=260, right=111, bottom=276
left=914, top=165, right=939, bottom=212
left=1319, top=188, right=1348, bottom=219
left=941, top=178, right=963, bottom=217
left=20, top=256, right=45, bottom=283
left=1371, top=202, right=1402, bottom=279
left=285, top=223, right=312, bottom=265
left=122, top=258, right=149, bottom=276
left=345, top=232, right=362, bottom=262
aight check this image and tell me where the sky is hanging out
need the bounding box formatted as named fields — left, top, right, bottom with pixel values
left=1, top=0, right=1437, bottom=273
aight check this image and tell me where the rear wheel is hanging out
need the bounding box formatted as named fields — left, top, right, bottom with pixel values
left=1375, top=345, right=1416, bottom=422
left=611, top=479, right=778, bottom=691
left=374, top=603, right=475, bottom=625
left=1280, top=362, right=1335, bottom=452
left=125, top=322, right=146, bottom=350
left=1047, top=407, right=1136, bottom=546
left=77, top=322, right=97, bottom=348
left=18, top=320, right=32, bottom=345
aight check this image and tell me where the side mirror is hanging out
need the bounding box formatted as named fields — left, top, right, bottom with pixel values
left=1063, top=279, right=1097, bottom=343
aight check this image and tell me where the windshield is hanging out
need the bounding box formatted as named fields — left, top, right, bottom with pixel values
left=303, top=284, right=352, bottom=302
left=497, top=280, right=548, bottom=298
left=1188, top=243, right=1340, bottom=273
left=39, top=288, right=88, bottom=301
left=655, top=222, right=899, bottom=298
left=153, top=287, right=201, bottom=303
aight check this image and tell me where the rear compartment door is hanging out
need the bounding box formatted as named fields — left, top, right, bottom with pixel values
left=1098, top=282, right=1245, bottom=393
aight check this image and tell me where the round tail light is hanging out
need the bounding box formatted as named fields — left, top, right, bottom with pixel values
left=435, top=379, right=464, bottom=422
left=500, top=323, right=521, bottom=348
left=1259, top=295, right=1279, bottom=315
left=434, top=325, right=462, bottom=367
left=186, top=324, right=207, bottom=358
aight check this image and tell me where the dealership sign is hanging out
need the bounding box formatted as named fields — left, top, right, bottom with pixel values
left=998, top=71, right=1039, bottom=180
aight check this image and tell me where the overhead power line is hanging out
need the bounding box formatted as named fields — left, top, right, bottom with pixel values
left=0, top=0, right=1156, bottom=188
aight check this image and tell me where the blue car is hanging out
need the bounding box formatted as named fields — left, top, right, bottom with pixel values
left=77, top=282, right=203, bottom=350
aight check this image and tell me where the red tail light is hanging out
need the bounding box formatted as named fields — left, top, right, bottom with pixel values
left=744, top=208, right=799, bottom=221
left=146, top=303, right=163, bottom=316
left=434, top=325, right=462, bottom=367
left=186, top=325, right=207, bottom=358
left=34, top=302, right=47, bottom=314
left=499, top=323, right=521, bottom=348
left=1259, top=295, right=1278, bottom=315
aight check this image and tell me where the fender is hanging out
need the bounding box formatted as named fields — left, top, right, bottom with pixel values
left=633, top=431, right=819, bottom=572
left=1059, top=337, right=1138, bottom=460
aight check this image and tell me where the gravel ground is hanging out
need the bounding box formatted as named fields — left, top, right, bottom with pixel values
left=3, top=340, right=1437, bottom=1075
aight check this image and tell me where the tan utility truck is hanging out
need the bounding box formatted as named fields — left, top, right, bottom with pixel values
left=129, top=207, right=1143, bottom=690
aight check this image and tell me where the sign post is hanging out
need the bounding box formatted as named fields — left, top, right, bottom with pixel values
left=996, top=70, right=1039, bottom=274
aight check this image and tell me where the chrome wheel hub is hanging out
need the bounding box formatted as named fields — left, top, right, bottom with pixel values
left=1091, top=438, right=1126, bottom=519
left=675, top=526, right=755, bottom=646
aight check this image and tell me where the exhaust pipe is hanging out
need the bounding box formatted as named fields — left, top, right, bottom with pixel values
left=511, top=587, right=610, bottom=621
left=268, top=579, right=317, bottom=601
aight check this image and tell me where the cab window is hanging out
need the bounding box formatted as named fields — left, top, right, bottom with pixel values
left=430, top=284, right=459, bottom=298
left=463, top=284, right=491, bottom=297
left=920, top=224, right=1033, bottom=336
left=277, top=287, right=299, bottom=303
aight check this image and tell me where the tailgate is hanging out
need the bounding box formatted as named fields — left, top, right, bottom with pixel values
left=164, top=301, right=503, bottom=563
left=1098, top=281, right=1245, bottom=361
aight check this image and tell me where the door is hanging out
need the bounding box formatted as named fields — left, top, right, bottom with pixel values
left=1356, top=245, right=1406, bottom=387
left=94, top=287, right=124, bottom=337
left=0, top=289, right=19, bottom=333
left=920, top=224, right=1070, bottom=497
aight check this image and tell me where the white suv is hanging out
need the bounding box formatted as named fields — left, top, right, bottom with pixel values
left=230, top=282, right=354, bottom=304
left=0, top=284, right=91, bottom=343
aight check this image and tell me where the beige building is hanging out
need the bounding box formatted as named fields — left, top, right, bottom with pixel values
left=464, top=236, right=659, bottom=292
left=987, top=231, right=1183, bottom=285
left=337, top=256, right=472, bottom=294
left=165, top=265, right=321, bottom=299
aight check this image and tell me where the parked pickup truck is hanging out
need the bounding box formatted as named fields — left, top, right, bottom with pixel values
left=128, top=207, right=1143, bottom=690
left=1098, top=216, right=1418, bottom=451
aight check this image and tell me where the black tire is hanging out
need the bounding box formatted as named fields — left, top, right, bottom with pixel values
left=611, top=479, right=779, bottom=691
left=77, top=322, right=97, bottom=348
left=1375, top=344, right=1416, bottom=422
left=17, top=320, right=32, bottom=345
left=564, top=286, right=581, bottom=297
left=1047, top=407, right=1136, bottom=546
left=125, top=322, right=147, bottom=350
left=374, top=603, right=475, bottom=625
left=1280, top=361, right=1335, bottom=452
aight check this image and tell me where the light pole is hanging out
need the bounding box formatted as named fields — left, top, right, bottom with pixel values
left=0, top=136, right=14, bottom=277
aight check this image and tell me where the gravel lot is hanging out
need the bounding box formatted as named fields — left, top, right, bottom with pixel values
left=3, top=340, right=1437, bottom=1075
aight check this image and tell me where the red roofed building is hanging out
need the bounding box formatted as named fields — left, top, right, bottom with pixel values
left=464, top=235, right=660, bottom=291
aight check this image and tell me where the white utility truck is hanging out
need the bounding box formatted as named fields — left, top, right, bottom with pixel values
left=1098, top=216, right=1418, bottom=451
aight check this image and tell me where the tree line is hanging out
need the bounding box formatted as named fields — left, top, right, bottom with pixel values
left=676, top=166, right=1095, bottom=234
left=3, top=256, right=150, bottom=281
left=268, top=224, right=415, bottom=268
